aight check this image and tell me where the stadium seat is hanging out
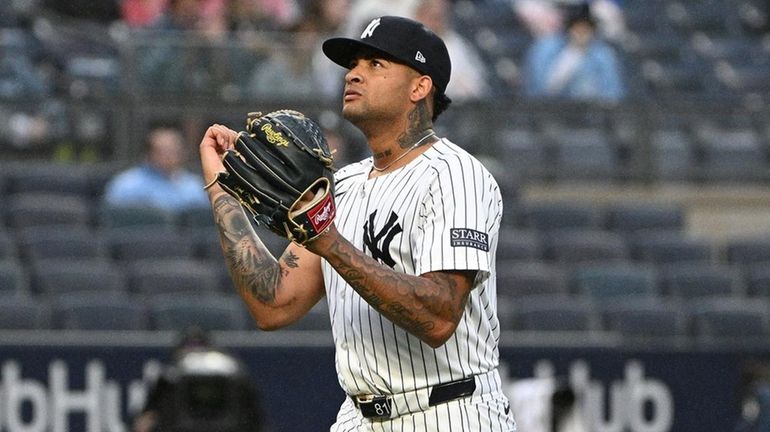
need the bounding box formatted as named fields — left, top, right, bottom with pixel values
left=17, top=225, right=107, bottom=262
left=97, top=204, right=176, bottom=229
left=648, top=129, right=696, bottom=181
left=0, top=260, right=30, bottom=295
left=177, top=207, right=214, bottom=229
left=5, top=193, right=92, bottom=229
left=30, top=258, right=126, bottom=296
left=696, top=127, right=766, bottom=181
left=53, top=292, right=149, bottom=331
left=513, top=201, right=599, bottom=232
left=744, top=263, right=770, bottom=297
left=600, top=298, right=688, bottom=339
left=548, top=128, right=617, bottom=180
left=104, top=226, right=196, bottom=263
left=127, top=258, right=222, bottom=296
left=572, top=263, right=659, bottom=304
left=496, top=260, right=569, bottom=299
left=4, top=163, right=93, bottom=199
left=497, top=229, right=543, bottom=262
left=189, top=228, right=223, bottom=261
left=603, top=203, right=684, bottom=235
left=724, top=237, right=770, bottom=266
left=543, top=229, right=629, bottom=264
left=495, top=128, right=548, bottom=179
left=512, top=295, right=599, bottom=332
left=0, top=231, right=18, bottom=261
left=690, top=297, right=770, bottom=342
left=0, top=295, right=52, bottom=330
left=629, top=231, right=713, bottom=265
left=149, top=293, right=251, bottom=331
left=660, top=263, right=744, bottom=299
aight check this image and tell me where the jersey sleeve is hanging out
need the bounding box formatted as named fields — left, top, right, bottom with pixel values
left=413, top=156, right=503, bottom=279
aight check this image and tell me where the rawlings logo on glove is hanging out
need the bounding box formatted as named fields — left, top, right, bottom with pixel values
left=215, top=110, right=336, bottom=244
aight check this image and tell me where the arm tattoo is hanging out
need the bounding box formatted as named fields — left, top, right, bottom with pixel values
left=280, top=250, right=300, bottom=277
left=212, top=192, right=280, bottom=304
left=325, top=236, right=471, bottom=340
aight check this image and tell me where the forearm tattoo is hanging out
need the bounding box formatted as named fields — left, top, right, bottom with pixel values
left=326, top=237, right=469, bottom=340
left=212, top=192, right=280, bottom=303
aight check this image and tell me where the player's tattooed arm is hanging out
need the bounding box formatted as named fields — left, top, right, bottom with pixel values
left=310, top=229, right=473, bottom=348
left=212, top=191, right=298, bottom=304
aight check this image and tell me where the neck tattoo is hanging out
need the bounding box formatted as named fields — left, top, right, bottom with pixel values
left=372, top=130, right=437, bottom=172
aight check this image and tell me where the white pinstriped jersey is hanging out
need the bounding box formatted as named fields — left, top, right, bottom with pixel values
left=322, top=137, right=505, bottom=400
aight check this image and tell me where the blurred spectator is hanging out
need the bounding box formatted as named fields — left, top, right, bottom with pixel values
left=41, top=0, right=121, bottom=23
left=514, top=0, right=626, bottom=43
left=103, top=125, right=209, bottom=212
left=133, top=327, right=267, bottom=432
left=137, top=0, right=219, bottom=93
left=121, top=0, right=168, bottom=28
left=739, top=0, right=770, bottom=35
left=413, top=0, right=490, bottom=101
left=343, top=0, right=417, bottom=38
left=522, top=3, right=625, bottom=102
left=245, top=15, right=321, bottom=99
left=307, top=0, right=351, bottom=100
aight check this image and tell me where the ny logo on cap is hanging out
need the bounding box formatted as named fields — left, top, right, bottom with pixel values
left=361, top=18, right=381, bottom=39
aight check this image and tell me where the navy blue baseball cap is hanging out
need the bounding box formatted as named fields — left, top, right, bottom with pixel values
left=322, top=16, right=452, bottom=93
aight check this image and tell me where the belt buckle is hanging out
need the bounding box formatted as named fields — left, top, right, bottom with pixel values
left=355, top=394, right=392, bottom=420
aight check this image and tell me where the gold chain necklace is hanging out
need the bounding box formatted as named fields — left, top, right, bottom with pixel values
left=371, top=131, right=437, bottom=172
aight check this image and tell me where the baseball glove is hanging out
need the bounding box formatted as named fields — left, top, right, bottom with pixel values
left=215, top=109, right=336, bottom=245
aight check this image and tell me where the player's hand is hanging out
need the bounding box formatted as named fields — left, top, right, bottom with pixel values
left=200, top=124, right=237, bottom=193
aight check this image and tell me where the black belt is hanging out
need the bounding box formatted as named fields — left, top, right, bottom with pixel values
left=351, top=377, right=476, bottom=419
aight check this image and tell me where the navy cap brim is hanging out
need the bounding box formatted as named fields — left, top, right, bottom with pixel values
left=323, top=37, right=400, bottom=70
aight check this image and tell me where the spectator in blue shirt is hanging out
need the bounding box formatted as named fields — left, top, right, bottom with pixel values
left=104, top=126, right=209, bottom=212
left=522, top=3, right=625, bottom=102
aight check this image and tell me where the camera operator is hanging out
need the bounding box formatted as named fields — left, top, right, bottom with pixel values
left=133, top=328, right=266, bottom=432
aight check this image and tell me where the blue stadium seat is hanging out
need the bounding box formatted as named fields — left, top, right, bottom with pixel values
left=661, top=263, right=744, bottom=299
left=725, top=237, right=770, bottom=266
left=603, top=203, right=684, bottom=235
left=0, top=231, right=18, bottom=262
left=0, top=295, right=51, bottom=330
left=548, top=128, right=617, bottom=180
left=497, top=229, right=543, bottom=262
left=17, top=226, right=106, bottom=262
left=30, top=258, right=126, bottom=296
left=513, top=201, right=599, bottom=232
left=149, top=293, right=251, bottom=331
left=0, top=260, right=30, bottom=296
left=98, top=204, right=177, bottom=229
left=496, top=260, right=569, bottom=299
left=53, top=292, right=149, bottom=331
left=104, top=226, right=196, bottom=263
left=543, top=229, right=629, bottom=264
left=127, top=258, right=222, bottom=296
left=572, top=263, right=659, bottom=304
left=601, top=298, right=688, bottom=339
left=6, top=193, right=92, bottom=229
left=512, top=294, right=599, bottom=332
left=648, top=129, right=695, bottom=181
left=630, top=231, right=713, bottom=265
left=690, top=297, right=770, bottom=342
left=5, top=163, right=93, bottom=199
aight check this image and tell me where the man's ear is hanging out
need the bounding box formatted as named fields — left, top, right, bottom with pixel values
left=410, top=75, right=434, bottom=103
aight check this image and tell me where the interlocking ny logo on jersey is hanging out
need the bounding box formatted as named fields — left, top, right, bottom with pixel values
left=363, top=210, right=402, bottom=268
left=361, top=18, right=381, bottom=39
